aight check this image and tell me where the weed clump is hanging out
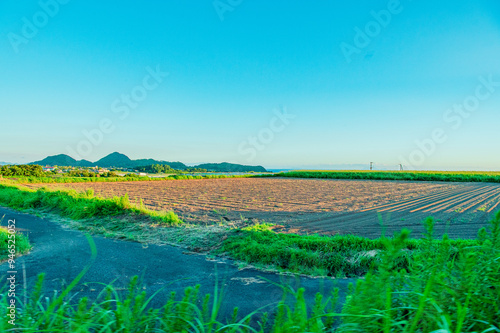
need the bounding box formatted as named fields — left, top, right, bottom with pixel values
left=0, top=225, right=31, bottom=261
left=221, top=223, right=477, bottom=278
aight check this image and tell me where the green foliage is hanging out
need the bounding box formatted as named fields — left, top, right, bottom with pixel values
left=135, top=164, right=208, bottom=174
left=66, top=169, right=118, bottom=178
left=338, top=214, right=500, bottom=332
left=0, top=272, right=337, bottom=332
left=265, top=170, right=500, bottom=183
left=135, top=164, right=178, bottom=174
left=0, top=164, right=46, bottom=177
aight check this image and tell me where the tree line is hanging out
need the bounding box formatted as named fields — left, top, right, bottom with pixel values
left=0, top=165, right=46, bottom=177
left=134, top=164, right=207, bottom=174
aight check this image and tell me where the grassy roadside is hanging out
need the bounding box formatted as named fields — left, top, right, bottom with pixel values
left=0, top=183, right=182, bottom=225
left=261, top=170, right=500, bottom=183
left=0, top=183, right=232, bottom=251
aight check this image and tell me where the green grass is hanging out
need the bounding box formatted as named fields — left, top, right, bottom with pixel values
left=0, top=223, right=31, bottom=262
left=0, top=184, right=182, bottom=225
left=0, top=272, right=339, bottom=332
left=220, top=222, right=479, bottom=277
left=262, top=170, right=500, bottom=183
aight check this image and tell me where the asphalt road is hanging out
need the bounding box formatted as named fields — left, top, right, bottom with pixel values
left=0, top=207, right=354, bottom=322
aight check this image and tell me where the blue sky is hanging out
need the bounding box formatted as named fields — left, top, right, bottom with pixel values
left=1, top=1, right=499, bottom=170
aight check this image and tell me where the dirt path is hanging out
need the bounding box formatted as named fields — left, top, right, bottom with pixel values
left=0, top=207, right=353, bottom=320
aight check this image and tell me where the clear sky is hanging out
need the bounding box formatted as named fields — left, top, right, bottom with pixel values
left=1, top=1, right=499, bottom=170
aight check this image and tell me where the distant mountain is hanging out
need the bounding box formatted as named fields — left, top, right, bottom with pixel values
left=0, top=162, right=14, bottom=166
left=94, top=152, right=132, bottom=168
left=31, top=154, right=93, bottom=167
left=196, top=162, right=267, bottom=173
left=91, top=152, right=188, bottom=169
left=32, top=154, right=77, bottom=166
left=29, top=152, right=266, bottom=172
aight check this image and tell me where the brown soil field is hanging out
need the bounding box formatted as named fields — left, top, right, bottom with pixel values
left=25, top=178, right=500, bottom=239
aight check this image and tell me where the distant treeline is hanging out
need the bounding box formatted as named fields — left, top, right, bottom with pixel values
left=134, top=164, right=207, bottom=174
left=0, top=165, right=46, bottom=177
left=66, top=170, right=118, bottom=178
left=264, top=170, right=500, bottom=183
left=1, top=165, right=118, bottom=178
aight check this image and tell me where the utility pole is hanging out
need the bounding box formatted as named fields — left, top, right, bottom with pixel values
left=370, top=162, right=374, bottom=170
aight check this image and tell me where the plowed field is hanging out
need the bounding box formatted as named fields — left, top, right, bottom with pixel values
left=26, top=178, right=500, bottom=239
